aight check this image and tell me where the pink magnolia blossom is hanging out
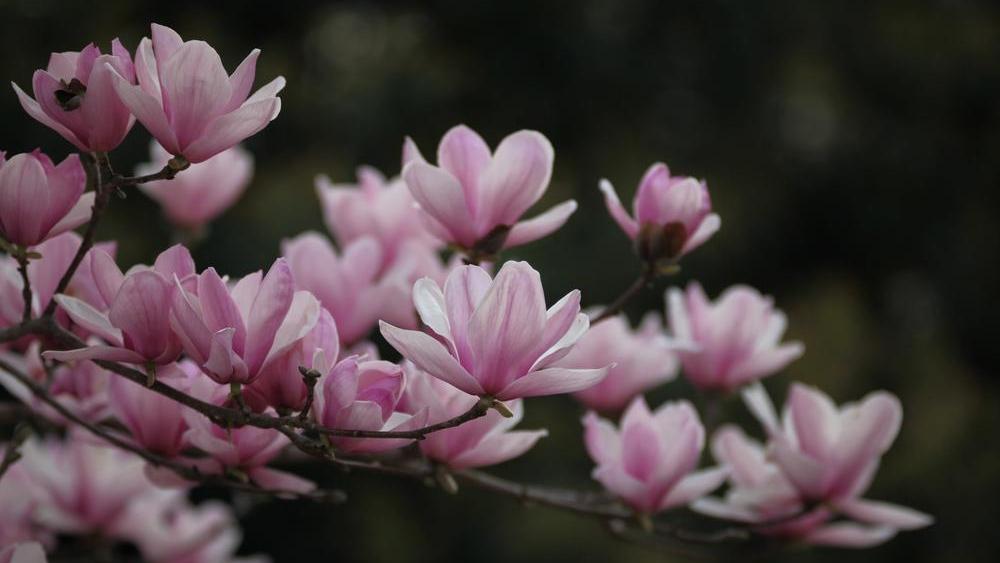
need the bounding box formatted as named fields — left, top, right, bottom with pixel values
left=401, top=365, right=546, bottom=468
left=380, top=262, right=608, bottom=401
left=117, top=491, right=259, bottom=563
left=582, top=396, right=727, bottom=515
left=109, top=23, right=284, bottom=163
left=0, top=151, right=91, bottom=248
left=182, top=405, right=312, bottom=494
left=170, top=258, right=321, bottom=385
left=19, top=433, right=158, bottom=536
left=402, top=125, right=576, bottom=253
left=0, top=233, right=114, bottom=335
left=282, top=233, right=411, bottom=345
left=600, top=163, right=720, bottom=261
left=667, top=283, right=804, bottom=392
left=138, top=142, right=252, bottom=231
left=317, top=164, right=440, bottom=271
left=693, top=424, right=932, bottom=548
left=43, top=246, right=196, bottom=366
left=107, top=363, right=193, bottom=457
left=0, top=342, right=110, bottom=424
left=244, top=308, right=340, bottom=413
left=740, top=383, right=933, bottom=532
left=0, top=446, right=47, bottom=548
left=557, top=312, right=681, bottom=412
left=312, top=357, right=428, bottom=453
left=0, top=543, right=46, bottom=563
left=12, top=40, right=135, bottom=152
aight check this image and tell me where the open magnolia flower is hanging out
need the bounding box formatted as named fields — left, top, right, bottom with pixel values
left=402, top=125, right=577, bottom=255
left=43, top=246, right=197, bottom=366
left=740, top=383, right=932, bottom=532
left=109, top=23, right=284, bottom=163
left=583, top=396, right=727, bottom=515
left=380, top=261, right=608, bottom=402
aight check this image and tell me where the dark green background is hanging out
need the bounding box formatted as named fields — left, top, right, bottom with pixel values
left=1, top=0, right=996, bottom=561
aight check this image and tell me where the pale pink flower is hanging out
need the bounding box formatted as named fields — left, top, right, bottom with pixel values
left=582, top=396, right=727, bottom=514
left=558, top=312, right=681, bottom=412
left=282, top=232, right=410, bottom=345
left=312, top=357, right=428, bottom=453
left=169, top=258, right=321, bottom=385
left=600, top=162, right=720, bottom=261
left=19, top=433, right=158, bottom=536
left=138, top=142, right=252, bottom=231
left=12, top=40, right=136, bottom=152
left=244, top=308, right=340, bottom=413
left=317, top=164, right=439, bottom=271
left=694, top=423, right=932, bottom=548
left=402, top=125, right=576, bottom=253
left=0, top=151, right=91, bottom=248
left=43, top=247, right=195, bottom=366
left=380, top=262, right=608, bottom=400
left=667, top=283, right=804, bottom=392
left=401, top=365, right=546, bottom=468
left=110, top=23, right=284, bottom=163
left=740, top=383, right=933, bottom=534
left=117, top=492, right=256, bottom=563
left=0, top=446, right=47, bottom=548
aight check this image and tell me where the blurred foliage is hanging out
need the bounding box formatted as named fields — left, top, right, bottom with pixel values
left=1, top=0, right=998, bottom=561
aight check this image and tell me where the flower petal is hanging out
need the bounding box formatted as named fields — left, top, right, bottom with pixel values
left=503, top=200, right=578, bottom=248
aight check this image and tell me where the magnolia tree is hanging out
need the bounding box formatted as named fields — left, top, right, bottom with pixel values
left=0, top=23, right=931, bottom=563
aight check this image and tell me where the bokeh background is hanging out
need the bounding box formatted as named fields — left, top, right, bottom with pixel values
left=1, top=0, right=998, bottom=561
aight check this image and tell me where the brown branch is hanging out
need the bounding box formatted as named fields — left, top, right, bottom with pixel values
left=16, top=254, right=31, bottom=322
left=109, top=157, right=189, bottom=188
left=0, top=356, right=343, bottom=504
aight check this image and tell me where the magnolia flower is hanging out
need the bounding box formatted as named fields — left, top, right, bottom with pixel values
left=282, top=233, right=411, bottom=345
left=110, top=23, right=284, bottom=163
left=402, top=125, right=576, bottom=254
left=0, top=151, right=91, bottom=248
left=0, top=233, right=114, bottom=332
left=169, top=258, right=320, bottom=385
left=380, top=262, right=608, bottom=401
left=117, top=493, right=256, bottom=563
left=312, top=357, right=428, bottom=453
left=0, top=342, right=110, bottom=424
left=317, top=164, right=439, bottom=271
left=138, top=142, right=252, bottom=232
left=600, top=162, right=720, bottom=262
left=244, top=308, right=340, bottom=413
left=43, top=247, right=194, bottom=365
left=12, top=39, right=136, bottom=152
left=108, top=363, right=192, bottom=457
left=19, top=433, right=158, bottom=536
left=667, top=283, right=804, bottom=392
left=401, top=365, right=546, bottom=468
left=582, top=396, right=727, bottom=515
left=0, top=446, right=46, bottom=548
left=694, top=422, right=932, bottom=548
left=182, top=406, right=313, bottom=494
left=741, top=383, right=933, bottom=532
left=557, top=312, right=680, bottom=412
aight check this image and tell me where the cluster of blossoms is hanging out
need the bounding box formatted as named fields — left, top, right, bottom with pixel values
left=0, top=23, right=930, bottom=562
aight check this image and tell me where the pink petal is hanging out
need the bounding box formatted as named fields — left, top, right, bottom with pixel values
left=159, top=41, right=231, bottom=149
left=503, top=199, right=578, bottom=248
left=379, top=321, right=484, bottom=396
left=45, top=191, right=94, bottom=241
left=223, top=48, right=260, bottom=113
left=43, top=344, right=145, bottom=364
left=247, top=467, right=315, bottom=495
left=110, top=69, right=179, bottom=154
left=183, top=98, right=280, bottom=163
left=402, top=161, right=476, bottom=246
left=437, top=124, right=491, bottom=212
left=197, top=268, right=246, bottom=348
left=442, top=264, right=493, bottom=366
left=836, top=498, right=933, bottom=530
left=805, top=523, right=896, bottom=548
left=477, top=130, right=554, bottom=230
left=659, top=466, right=729, bottom=510
left=681, top=213, right=721, bottom=254
left=582, top=411, right=621, bottom=465
left=448, top=429, right=547, bottom=469
left=11, top=81, right=83, bottom=149
left=787, top=383, right=840, bottom=460
left=599, top=179, right=639, bottom=239
left=496, top=366, right=608, bottom=400
left=244, top=258, right=294, bottom=375
left=53, top=294, right=121, bottom=343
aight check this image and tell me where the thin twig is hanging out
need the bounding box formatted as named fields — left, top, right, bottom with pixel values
left=590, top=265, right=658, bottom=325
left=16, top=254, right=31, bottom=322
